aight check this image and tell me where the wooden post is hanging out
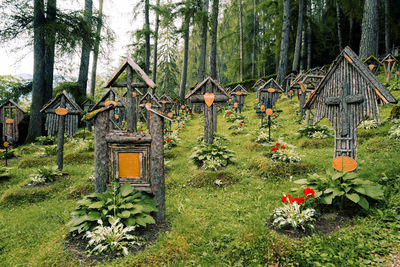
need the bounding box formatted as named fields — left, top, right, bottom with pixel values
left=150, top=113, right=165, bottom=222
left=94, top=110, right=110, bottom=193
left=109, top=91, right=115, bottom=130
left=126, top=65, right=136, bottom=131
left=56, top=97, right=66, bottom=170
left=204, top=80, right=215, bottom=144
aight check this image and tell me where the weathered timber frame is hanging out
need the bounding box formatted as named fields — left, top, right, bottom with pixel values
left=0, top=100, right=26, bottom=144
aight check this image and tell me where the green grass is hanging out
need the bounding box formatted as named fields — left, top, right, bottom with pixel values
left=0, top=75, right=400, bottom=265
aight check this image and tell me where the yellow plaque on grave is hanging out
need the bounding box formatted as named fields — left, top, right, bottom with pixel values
left=332, top=156, right=357, bottom=172
left=118, top=153, right=140, bottom=178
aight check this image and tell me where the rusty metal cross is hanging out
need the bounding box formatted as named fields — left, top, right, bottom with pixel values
left=324, top=83, right=364, bottom=136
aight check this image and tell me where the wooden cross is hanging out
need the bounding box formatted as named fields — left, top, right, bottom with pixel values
left=325, top=83, right=363, bottom=136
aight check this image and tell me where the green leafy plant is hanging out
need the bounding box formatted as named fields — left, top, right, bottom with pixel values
left=70, top=138, right=94, bottom=153
left=29, top=166, right=62, bottom=185
left=164, top=134, right=180, bottom=150
left=68, top=182, right=158, bottom=235
left=190, top=143, right=235, bottom=171
left=268, top=142, right=301, bottom=163
left=294, top=169, right=384, bottom=210
left=35, top=136, right=56, bottom=145
left=389, top=124, right=400, bottom=139
left=297, top=124, right=332, bottom=139
left=358, top=120, right=380, bottom=129
left=228, top=120, right=245, bottom=132
left=85, top=217, right=142, bottom=256
left=224, top=111, right=247, bottom=123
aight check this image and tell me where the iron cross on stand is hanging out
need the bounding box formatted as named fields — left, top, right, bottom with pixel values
left=305, top=46, right=398, bottom=168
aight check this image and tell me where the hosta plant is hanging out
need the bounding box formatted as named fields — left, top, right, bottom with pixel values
left=358, top=120, right=380, bottom=129
left=68, top=182, right=158, bottom=235
left=254, top=128, right=270, bottom=144
left=29, top=166, right=62, bottom=185
left=190, top=143, right=235, bottom=170
left=269, top=142, right=301, bottom=163
left=389, top=125, right=400, bottom=139
left=224, top=111, right=247, bottom=123
left=35, top=135, right=56, bottom=145
left=228, top=120, right=245, bottom=132
left=297, top=124, right=332, bottom=139
left=272, top=188, right=316, bottom=231
left=85, top=217, right=142, bottom=256
left=71, top=139, right=94, bottom=153
left=294, top=169, right=384, bottom=210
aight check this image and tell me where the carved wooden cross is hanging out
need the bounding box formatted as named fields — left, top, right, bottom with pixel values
left=324, top=83, right=363, bottom=136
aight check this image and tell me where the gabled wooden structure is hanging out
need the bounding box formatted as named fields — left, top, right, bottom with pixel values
left=363, top=55, right=382, bottom=74
left=258, top=78, right=283, bottom=108
left=305, top=46, right=397, bottom=162
left=41, top=91, right=83, bottom=136
left=140, top=92, right=162, bottom=108
left=252, top=79, right=266, bottom=97
left=185, top=77, right=230, bottom=143
left=382, top=53, right=398, bottom=82
left=230, top=84, right=248, bottom=113
left=0, top=100, right=26, bottom=143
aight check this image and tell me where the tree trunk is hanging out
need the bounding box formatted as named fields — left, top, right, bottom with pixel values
left=43, top=0, right=56, bottom=105
left=197, top=0, right=209, bottom=82
left=348, top=13, right=354, bottom=48
left=306, top=0, right=311, bottom=70
left=27, top=0, right=46, bottom=142
left=152, top=0, right=160, bottom=93
left=359, top=0, right=379, bottom=58
left=144, top=0, right=151, bottom=75
left=252, top=0, right=257, bottom=78
left=300, top=22, right=306, bottom=71
left=90, top=0, right=104, bottom=98
left=77, top=0, right=93, bottom=102
left=239, top=0, right=244, bottom=81
left=209, top=0, right=219, bottom=79
left=385, top=0, right=390, bottom=54
left=292, top=0, right=304, bottom=73
left=277, top=0, right=290, bottom=85
left=179, top=10, right=190, bottom=102
left=336, top=0, right=343, bottom=51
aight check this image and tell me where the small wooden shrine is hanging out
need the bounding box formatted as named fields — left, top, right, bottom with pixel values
left=292, top=74, right=324, bottom=116
left=230, top=84, right=248, bottom=113
left=305, top=46, right=397, bottom=165
left=0, top=100, right=26, bottom=144
left=159, top=94, right=173, bottom=113
left=253, top=79, right=266, bottom=100
left=41, top=91, right=83, bottom=170
left=185, top=77, right=230, bottom=144
left=284, top=73, right=296, bottom=92
left=258, top=78, right=283, bottom=108
left=363, top=55, right=382, bottom=74
left=382, top=53, right=398, bottom=82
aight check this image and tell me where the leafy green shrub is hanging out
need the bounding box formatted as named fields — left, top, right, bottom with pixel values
left=68, top=183, right=157, bottom=235
left=164, top=134, right=180, bottom=150
left=267, top=142, right=301, bottom=163
left=294, top=169, right=384, bottom=210
left=35, top=136, right=56, bottom=145
left=227, top=120, right=246, bottom=132
left=389, top=124, right=400, bottom=139
left=44, top=145, right=57, bottom=156
left=224, top=111, right=247, bottom=123
left=297, top=124, right=332, bottom=139
left=29, top=166, right=62, bottom=185
left=190, top=143, right=235, bottom=171
left=358, top=120, right=380, bottom=129
left=85, top=217, right=142, bottom=256
left=253, top=128, right=270, bottom=144
left=70, top=138, right=94, bottom=153
left=250, top=159, right=314, bottom=180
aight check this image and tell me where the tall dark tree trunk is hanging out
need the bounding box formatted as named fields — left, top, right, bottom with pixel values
left=179, top=10, right=190, bottom=102
left=306, top=0, right=311, bottom=69
left=292, top=0, right=304, bottom=73
left=359, top=0, right=379, bottom=58
left=385, top=0, right=390, bottom=54
left=77, top=0, right=93, bottom=102
left=239, top=0, right=244, bottom=80
left=252, top=0, right=257, bottom=78
left=197, top=0, right=209, bottom=82
left=336, top=0, right=343, bottom=51
left=277, top=0, right=290, bottom=85
left=152, top=0, right=160, bottom=92
left=28, top=0, right=46, bottom=141
left=348, top=13, right=354, bottom=48
left=144, top=0, right=151, bottom=75
left=300, top=22, right=306, bottom=71
left=209, top=0, right=219, bottom=79
left=43, top=0, right=56, bottom=105
left=90, top=0, right=104, bottom=98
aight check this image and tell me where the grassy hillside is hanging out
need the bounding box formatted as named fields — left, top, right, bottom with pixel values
left=0, top=79, right=400, bottom=266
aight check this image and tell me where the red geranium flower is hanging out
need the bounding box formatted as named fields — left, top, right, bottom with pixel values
left=286, top=195, right=294, bottom=203
left=271, top=147, right=277, bottom=151
left=239, top=123, right=243, bottom=126
left=303, top=187, right=315, bottom=197
left=166, top=139, right=171, bottom=143
left=281, top=146, right=286, bottom=149
left=275, top=143, right=281, bottom=147
left=273, top=114, right=276, bottom=117
left=296, top=197, right=305, bottom=204
left=281, top=196, right=287, bottom=203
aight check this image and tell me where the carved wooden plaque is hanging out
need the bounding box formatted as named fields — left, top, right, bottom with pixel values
left=118, top=152, right=141, bottom=178
left=332, top=156, right=357, bottom=172
left=266, top=108, right=273, bottom=115
left=105, top=100, right=117, bottom=107
left=55, top=107, right=68, bottom=116
left=5, top=118, right=14, bottom=124
left=204, top=93, right=215, bottom=107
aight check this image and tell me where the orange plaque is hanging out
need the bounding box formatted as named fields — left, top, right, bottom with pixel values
left=234, top=102, right=238, bottom=108
left=344, top=54, right=353, bottom=63
left=368, top=64, right=375, bottom=71
left=5, top=118, right=14, bottom=124
left=386, top=59, right=393, bottom=63
left=266, top=108, right=273, bottom=115
left=145, top=103, right=152, bottom=108
left=132, top=92, right=137, bottom=98
left=176, top=116, right=181, bottom=121
left=181, top=105, right=185, bottom=109
left=118, top=153, right=140, bottom=178
left=3, top=142, right=9, bottom=148
left=168, top=112, right=173, bottom=118
left=228, top=99, right=232, bottom=102
left=396, top=71, right=400, bottom=75
left=236, top=91, right=242, bottom=96
left=203, top=93, right=215, bottom=107
left=332, top=156, right=357, bottom=172
left=55, top=107, right=68, bottom=116
left=288, top=90, right=294, bottom=97
left=115, top=114, right=119, bottom=119
left=105, top=100, right=117, bottom=107
left=267, top=88, right=275, bottom=93
left=161, top=100, right=167, bottom=104
left=260, top=105, right=265, bottom=112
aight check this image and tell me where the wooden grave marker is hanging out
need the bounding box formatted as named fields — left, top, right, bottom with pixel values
left=230, top=84, right=248, bottom=113
left=0, top=100, right=26, bottom=144
left=258, top=78, right=283, bottom=107
left=252, top=79, right=266, bottom=100
left=139, top=92, right=162, bottom=130
left=41, top=91, right=83, bottom=170
left=185, top=77, right=230, bottom=144
left=305, top=46, right=397, bottom=166
left=382, top=53, right=398, bottom=82
left=363, top=55, right=383, bottom=74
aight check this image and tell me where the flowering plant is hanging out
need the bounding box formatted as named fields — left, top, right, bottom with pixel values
left=164, top=134, right=180, bottom=150
left=389, top=124, right=400, bottom=139
left=253, top=128, right=270, bottom=144
left=228, top=120, right=246, bottom=132
left=224, top=111, right=247, bottom=123
left=29, top=166, right=62, bottom=185
left=272, top=188, right=316, bottom=231
left=270, top=142, right=301, bottom=163
left=358, top=120, right=380, bottom=129
left=297, top=124, right=332, bottom=139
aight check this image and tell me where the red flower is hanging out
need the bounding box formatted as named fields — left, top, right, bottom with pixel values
left=296, top=197, right=305, bottom=204
left=275, top=143, right=281, bottom=147
left=303, top=187, right=315, bottom=197
left=271, top=147, right=277, bottom=151
left=281, top=146, right=286, bottom=149
left=286, top=195, right=294, bottom=203
left=273, top=114, right=276, bottom=117
left=281, top=196, right=287, bottom=203
left=239, top=123, right=243, bottom=126
left=166, top=139, right=171, bottom=143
